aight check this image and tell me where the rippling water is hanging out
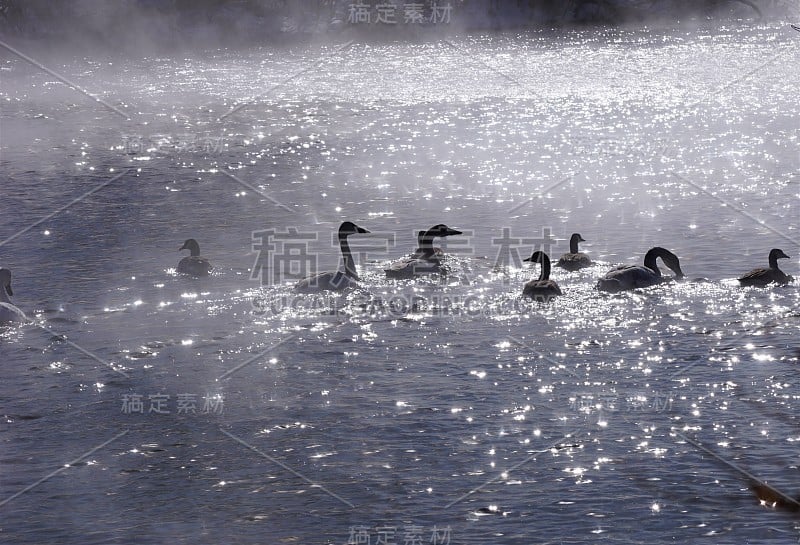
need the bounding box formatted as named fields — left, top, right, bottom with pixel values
left=1, top=24, right=799, bottom=544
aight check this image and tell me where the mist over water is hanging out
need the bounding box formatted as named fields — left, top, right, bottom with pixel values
left=1, top=8, right=800, bottom=545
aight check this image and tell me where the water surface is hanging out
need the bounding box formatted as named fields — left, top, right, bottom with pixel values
left=1, top=24, right=799, bottom=544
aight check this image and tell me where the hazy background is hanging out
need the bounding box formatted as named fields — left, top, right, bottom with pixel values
left=1, top=0, right=796, bottom=53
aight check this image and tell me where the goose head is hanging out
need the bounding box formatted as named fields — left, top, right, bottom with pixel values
left=644, top=247, right=684, bottom=279
left=523, top=250, right=547, bottom=265
left=768, top=248, right=790, bottom=269
left=338, top=221, right=370, bottom=238
left=179, top=239, right=201, bottom=257
left=425, top=224, right=462, bottom=238
left=417, top=224, right=461, bottom=254
left=569, top=233, right=586, bottom=253
left=524, top=250, right=552, bottom=280
left=770, top=248, right=790, bottom=261
left=0, top=268, right=13, bottom=296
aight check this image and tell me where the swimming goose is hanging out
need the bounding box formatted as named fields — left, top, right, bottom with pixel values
left=522, top=251, right=562, bottom=301
left=0, top=268, right=27, bottom=324
left=738, top=249, right=793, bottom=286
left=178, top=239, right=213, bottom=277
left=385, top=224, right=462, bottom=279
left=295, top=221, right=370, bottom=292
left=556, top=233, right=592, bottom=271
left=597, top=247, right=684, bottom=292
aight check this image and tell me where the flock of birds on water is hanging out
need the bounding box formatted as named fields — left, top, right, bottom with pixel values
left=0, top=221, right=794, bottom=325
left=2, top=220, right=798, bottom=512
left=1, top=24, right=798, bottom=536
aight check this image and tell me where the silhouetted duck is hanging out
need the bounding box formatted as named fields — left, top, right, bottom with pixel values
left=295, top=221, right=370, bottom=292
left=556, top=233, right=592, bottom=271
left=597, top=247, right=684, bottom=292
left=522, top=251, right=562, bottom=301
left=738, top=249, right=793, bottom=286
left=385, top=224, right=462, bottom=279
left=0, top=268, right=27, bottom=324
left=178, top=239, right=213, bottom=277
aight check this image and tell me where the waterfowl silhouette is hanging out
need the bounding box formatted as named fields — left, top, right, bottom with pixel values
left=385, top=224, right=462, bottom=279
left=178, top=239, right=213, bottom=277
left=556, top=233, right=592, bottom=271
left=0, top=268, right=27, bottom=324
left=414, top=230, right=444, bottom=258
left=295, top=221, right=370, bottom=292
left=522, top=251, right=562, bottom=301
left=738, top=249, right=793, bottom=286
left=597, top=247, right=684, bottom=292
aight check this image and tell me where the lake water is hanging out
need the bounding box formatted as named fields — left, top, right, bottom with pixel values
left=1, top=23, right=799, bottom=544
